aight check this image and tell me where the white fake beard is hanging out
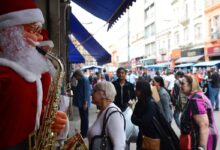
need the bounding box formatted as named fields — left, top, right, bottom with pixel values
left=0, top=26, right=49, bottom=75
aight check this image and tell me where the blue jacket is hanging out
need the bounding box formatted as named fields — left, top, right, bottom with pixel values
left=73, top=76, right=91, bottom=108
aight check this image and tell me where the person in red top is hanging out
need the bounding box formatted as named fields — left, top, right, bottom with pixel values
left=193, top=68, right=203, bottom=87
left=0, top=0, right=67, bottom=149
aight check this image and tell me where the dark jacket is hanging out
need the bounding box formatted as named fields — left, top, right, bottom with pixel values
left=73, top=76, right=91, bottom=108
left=112, top=79, right=135, bottom=112
left=131, top=99, right=179, bottom=150
left=131, top=98, right=160, bottom=149
left=143, top=75, right=151, bottom=83
left=211, top=72, right=220, bottom=88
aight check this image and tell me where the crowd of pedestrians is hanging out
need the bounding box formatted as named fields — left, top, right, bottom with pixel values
left=71, top=66, right=220, bottom=150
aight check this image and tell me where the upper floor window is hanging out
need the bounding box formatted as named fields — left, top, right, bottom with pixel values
left=184, top=3, right=189, bottom=19
left=151, top=23, right=155, bottom=36
left=194, top=0, right=202, bottom=15
left=211, top=15, right=220, bottom=40
left=151, top=42, right=156, bottom=55
left=145, top=26, right=150, bottom=38
left=145, top=44, right=151, bottom=56
left=184, top=27, right=189, bottom=42
left=144, top=8, right=149, bottom=20
left=174, top=31, right=179, bottom=45
left=145, top=23, right=155, bottom=38
left=168, top=39, right=171, bottom=50
left=194, top=23, right=202, bottom=40
left=144, top=3, right=155, bottom=21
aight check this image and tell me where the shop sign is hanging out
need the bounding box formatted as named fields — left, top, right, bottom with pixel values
left=207, top=46, right=220, bottom=56
left=181, top=48, right=204, bottom=57
left=187, top=51, right=196, bottom=57
left=171, top=49, right=181, bottom=60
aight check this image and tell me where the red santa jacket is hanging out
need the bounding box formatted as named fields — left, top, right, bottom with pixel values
left=0, top=58, right=51, bottom=149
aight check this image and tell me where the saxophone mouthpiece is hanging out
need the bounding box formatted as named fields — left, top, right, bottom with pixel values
left=36, top=46, right=47, bottom=56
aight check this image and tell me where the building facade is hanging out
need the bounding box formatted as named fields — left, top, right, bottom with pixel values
left=170, top=0, right=205, bottom=66
left=108, top=0, right=209, bottom=69
left=204, top=0, right=220, bottom=61
left=108, top=0, right=145, bottom=69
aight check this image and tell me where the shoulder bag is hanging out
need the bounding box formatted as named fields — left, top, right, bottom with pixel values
left=90, top=107, right=126, bottom=150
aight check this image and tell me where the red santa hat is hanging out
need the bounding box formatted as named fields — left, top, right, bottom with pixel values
left=0, top=0, right=44, bottom=30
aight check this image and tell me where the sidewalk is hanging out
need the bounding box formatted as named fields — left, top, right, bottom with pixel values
left=68, top=104, right=136, bottom=149
left=68, top=104, right=220, bottom=150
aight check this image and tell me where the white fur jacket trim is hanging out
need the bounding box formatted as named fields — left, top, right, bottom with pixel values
left=0, top=58, right=40, bottom=82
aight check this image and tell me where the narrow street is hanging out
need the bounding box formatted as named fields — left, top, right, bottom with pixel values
left=69, top=103, right=220, bottom=150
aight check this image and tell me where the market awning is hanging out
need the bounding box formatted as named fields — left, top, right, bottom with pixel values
left=68, top=40, right=85, bottom=64
left=69, top=13, right=111, bottom=65
left=193, top=60, right=220, bottom=67
left=72, top=0, right=137, bottom=30
left=145, top=63, right=169, bottom=69
left=175, top=55, right=204, bottom=63
left=81, top=65, right=103, bottom=70
left=175, top=63, right=194, bottom=68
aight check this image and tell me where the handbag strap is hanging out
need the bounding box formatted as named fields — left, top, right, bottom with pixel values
left=101, top=107, right=126, bottom=136
left=152, top=117, right=168, bottom=139
left=152, top=117, right=178, bottom=150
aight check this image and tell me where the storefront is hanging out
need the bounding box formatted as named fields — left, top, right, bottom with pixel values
left=119, top=62, right=129, bottom=69
left=139, top=57, right=156, bottom=67
left=207, top=46, right=220, bottom=60
left=175, top=48, right=204, bottom=64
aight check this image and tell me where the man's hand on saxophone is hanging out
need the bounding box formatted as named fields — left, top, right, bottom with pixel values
left=51, top=111, right=67, bottom=133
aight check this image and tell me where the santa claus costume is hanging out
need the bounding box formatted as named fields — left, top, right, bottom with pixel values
left=0, top=0, right=56, bottom=149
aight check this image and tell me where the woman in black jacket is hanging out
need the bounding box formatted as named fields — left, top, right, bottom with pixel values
left=131, top=80, right=160, bottom=150
left=131, top=79, right=179, bottom=150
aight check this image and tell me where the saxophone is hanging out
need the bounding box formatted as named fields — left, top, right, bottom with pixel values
left=33, top=52, right=65, bottom=150
left=62, top=132, right=88, bottom=150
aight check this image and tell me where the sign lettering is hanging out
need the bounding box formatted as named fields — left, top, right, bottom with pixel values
left=187, top=51, right=196, bottom=57
left=213, top=47, right=220, bottom=53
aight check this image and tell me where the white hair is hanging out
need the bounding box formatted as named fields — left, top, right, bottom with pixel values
left=94, top=81, right=116, bottom=101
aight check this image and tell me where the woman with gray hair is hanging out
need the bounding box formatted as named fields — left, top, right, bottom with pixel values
left=88, top=81, right=126, bottom=150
